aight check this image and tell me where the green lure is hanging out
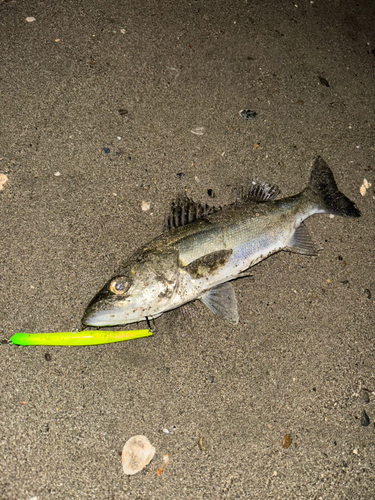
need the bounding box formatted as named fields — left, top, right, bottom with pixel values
left=9, top=330, right=152, bottom=346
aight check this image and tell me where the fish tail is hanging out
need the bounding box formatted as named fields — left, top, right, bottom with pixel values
left=304, top=157, right=361, bottom=217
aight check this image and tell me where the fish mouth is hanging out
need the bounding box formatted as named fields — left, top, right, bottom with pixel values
left=82, top=308, right=128, bottom=327
left=82, top=294, right=145, bottom=327
left=82, top=300, right=165, bottom=327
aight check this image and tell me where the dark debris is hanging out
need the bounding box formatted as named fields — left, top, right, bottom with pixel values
left=239, top=109, right=257, bottom=120
left=360, top=409, right=370, bottom=427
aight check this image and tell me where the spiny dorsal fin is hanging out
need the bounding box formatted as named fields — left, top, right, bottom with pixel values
left=166, top=196, right=219, bottom=231
left=239, top=180, right=281, bottom=203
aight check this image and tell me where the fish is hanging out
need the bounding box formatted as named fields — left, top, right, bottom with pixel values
left=82, top=157, right=360, bottom=327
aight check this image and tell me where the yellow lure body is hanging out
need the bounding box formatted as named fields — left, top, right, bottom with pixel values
left=9, top=330, right=152, bottom=346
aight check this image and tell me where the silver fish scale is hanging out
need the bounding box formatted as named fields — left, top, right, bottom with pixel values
left=171, top=225, right=225, bottom=266
left=171, top=200, right=300, bottom=270
left=223, top=211, right=290, bottom=253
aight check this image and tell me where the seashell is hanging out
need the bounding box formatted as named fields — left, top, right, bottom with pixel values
left=360, top=178, right=371, bottom=197
left=190, top=127, right=204, bottom=136
left=156, top=454, right=169, bottom=476
left=122, top=435, right=156, bottom=475
left=0, top=174, right=8, bottom=191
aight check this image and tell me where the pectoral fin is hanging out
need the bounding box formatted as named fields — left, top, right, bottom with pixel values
left=285, top=223, right=321, bottom=255
left=200, top=282, right=239, bottom=324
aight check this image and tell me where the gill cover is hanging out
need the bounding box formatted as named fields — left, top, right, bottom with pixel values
left=82, top=248, right=180, bottom=327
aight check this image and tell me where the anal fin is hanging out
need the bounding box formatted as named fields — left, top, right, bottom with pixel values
left=285, top=223, right=321, bottom=255
left=200, top=282, right=239, bottom=324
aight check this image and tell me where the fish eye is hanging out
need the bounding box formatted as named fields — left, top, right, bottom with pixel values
left=109, top=277, right=129, bottom=295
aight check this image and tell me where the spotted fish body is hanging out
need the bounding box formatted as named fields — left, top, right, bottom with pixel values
left=82, top=157, right=360, bottom=327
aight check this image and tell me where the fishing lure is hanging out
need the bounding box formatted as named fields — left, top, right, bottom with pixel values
left=9, top=329, right=152, bottom=346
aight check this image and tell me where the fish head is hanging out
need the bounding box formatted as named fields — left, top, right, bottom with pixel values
left=82, top=249, right=180, bottom=327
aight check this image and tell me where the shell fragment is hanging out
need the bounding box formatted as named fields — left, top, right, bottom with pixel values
left=122, top=435, right=156, bottom=475
left=0, top=174, right=8, bottom=191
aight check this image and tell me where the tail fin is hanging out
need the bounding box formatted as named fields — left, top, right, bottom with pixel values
left=304, top=157, right=361, bottom=217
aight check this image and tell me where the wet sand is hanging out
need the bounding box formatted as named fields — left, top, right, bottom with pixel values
left=0, top=0, right=374, bottom=498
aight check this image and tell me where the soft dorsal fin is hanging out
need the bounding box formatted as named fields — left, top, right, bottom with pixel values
left=166, top=196, right=219, bottom=230
left=239, top=180, right=281, bottom=203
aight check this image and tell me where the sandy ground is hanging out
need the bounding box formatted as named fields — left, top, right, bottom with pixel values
left=0, top=0, right=374, bottom=498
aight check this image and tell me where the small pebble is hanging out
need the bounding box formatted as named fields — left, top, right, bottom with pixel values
left=162, top=428, right=170, bottom=434
left=44, top=353, right=51, bottom=362
left=362, top=391, right=370, bottom=404
left=102, top=147, right=110, bottom=154
left=360, top=409, right=370, bottom=426
left=239, top=109, right=257, bottom=120
left=319, top=76, right=330, bottom=87
left=176, top=172, right=184, bottom=178
left=118, top=109, right=128, bottom=116
left=26, top=17, right=36, bottom=22
left=207, top=189, right=215, bottom=198
left=364, top=289, right=371, bottom=300
left=156, top=453, right=170, bottom=475
left=282, top=434, right=292, bottom=448
left=141, top=201, right=151, bottom=211
left=54, top=172, right=61, bottom=177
